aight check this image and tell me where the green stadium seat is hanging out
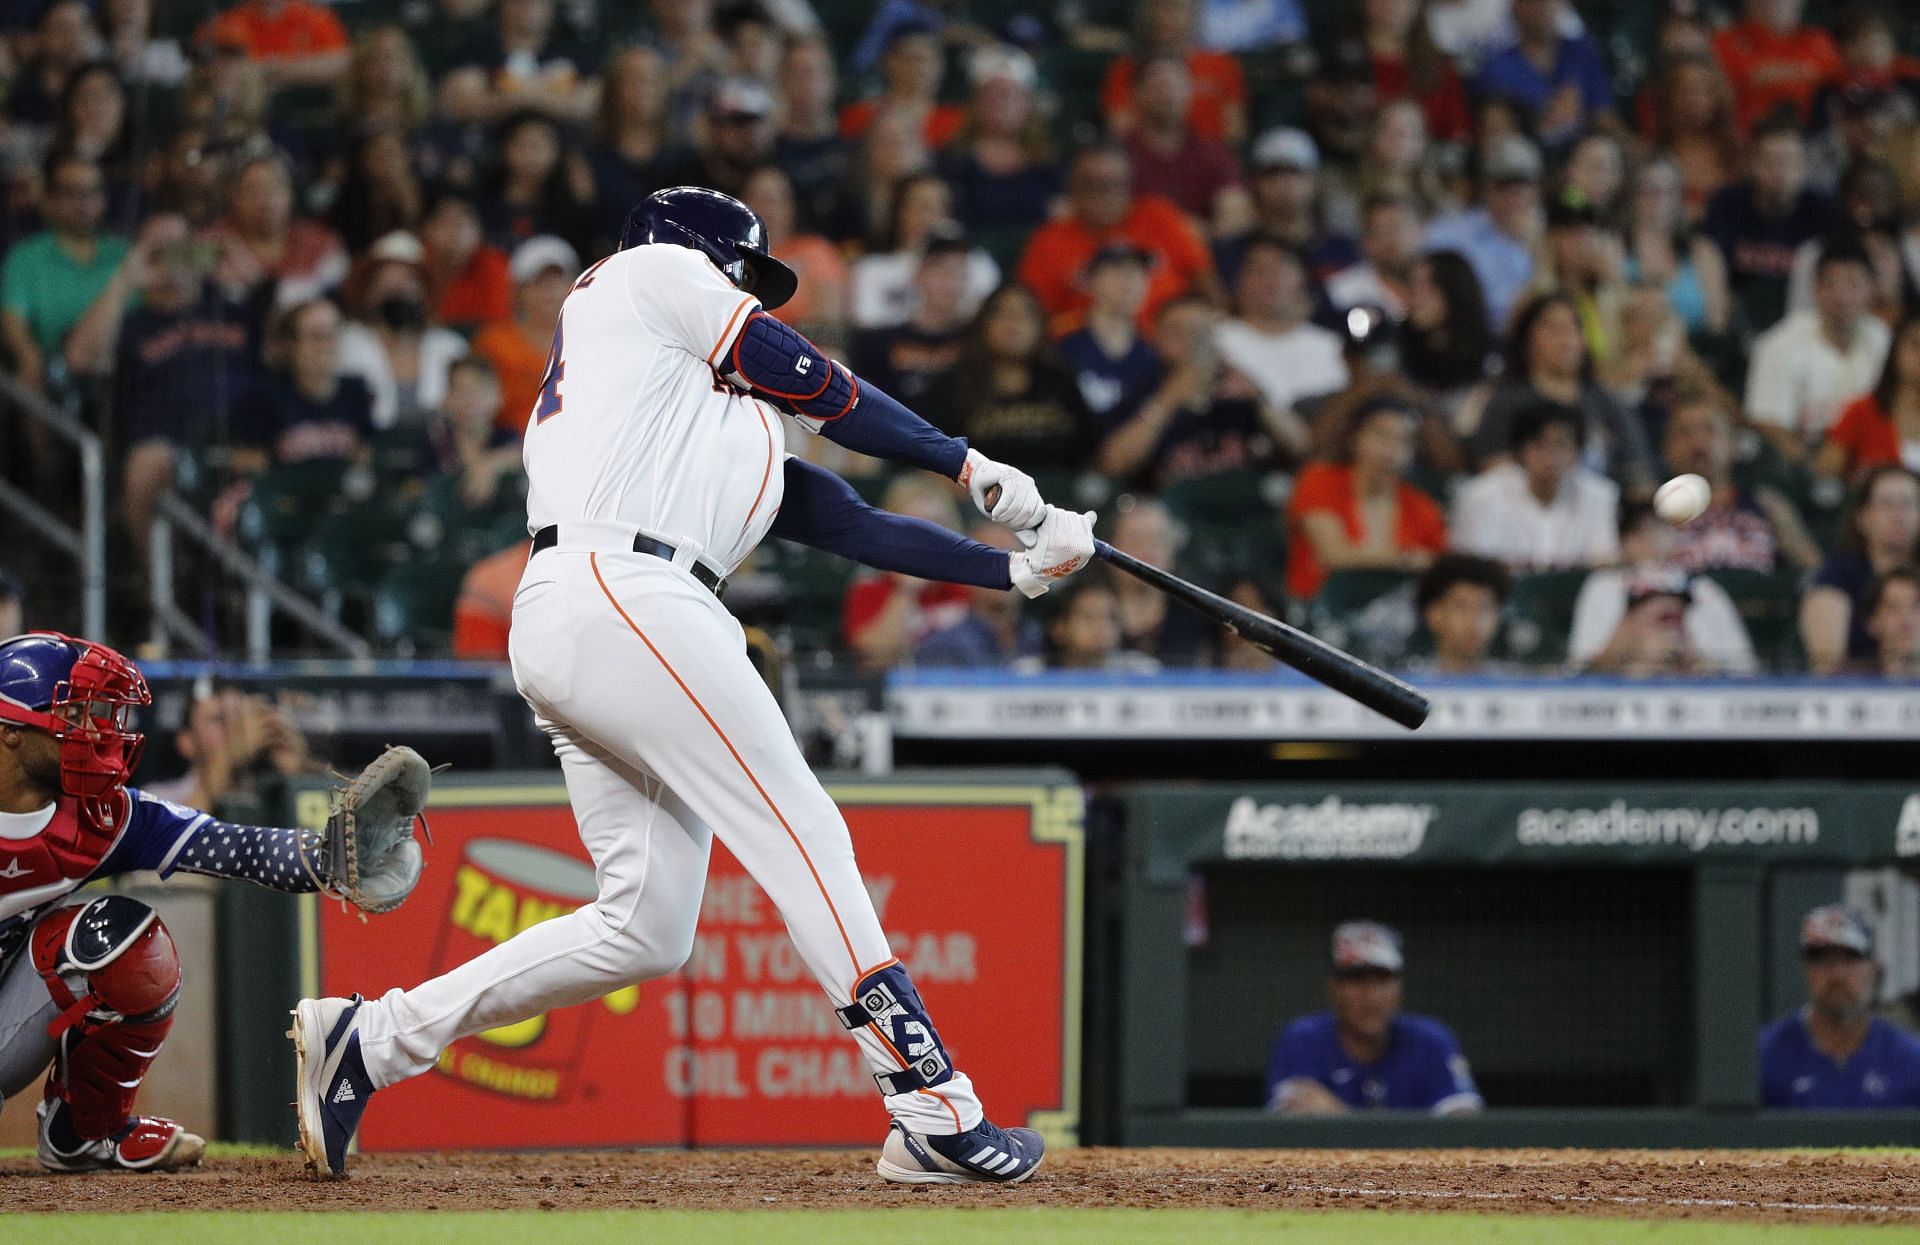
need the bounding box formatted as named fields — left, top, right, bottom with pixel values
left=1306, top=569, right=1417, bottom=661
left=1504, top=569, right=1595, bottom=667
left=372, top=558, right=470, bottom=654
left=1700, top=567, right=1807, bottom=673
left=760, top=539, right=857, bottom=656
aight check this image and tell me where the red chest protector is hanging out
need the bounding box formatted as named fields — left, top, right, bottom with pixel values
left=0, top=792, right=126, bottom=903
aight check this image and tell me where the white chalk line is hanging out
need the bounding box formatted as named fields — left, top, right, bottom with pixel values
left=1275, top=1181, right=1920, bottom=1217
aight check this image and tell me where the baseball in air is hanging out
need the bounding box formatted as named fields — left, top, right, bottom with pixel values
left=1653, top=473, right=1711, bottom=524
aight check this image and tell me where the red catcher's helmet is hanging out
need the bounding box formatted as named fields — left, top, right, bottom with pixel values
left=0, top=632, right=150, bottom=831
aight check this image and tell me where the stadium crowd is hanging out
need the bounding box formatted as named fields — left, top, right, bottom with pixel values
left=2, top=0, right=1920, bottom=677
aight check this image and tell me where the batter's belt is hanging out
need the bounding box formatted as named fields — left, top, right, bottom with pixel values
left=530, top=525, right=727, bottom=597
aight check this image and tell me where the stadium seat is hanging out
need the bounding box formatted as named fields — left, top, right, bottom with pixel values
left=1504, top=569, right=1595, bottom=668
left=1306, top=569, right=1417, bottom=662
left=371, top=558, right=470, bottom=654
left=1700, top=567, right=1808, bottom=672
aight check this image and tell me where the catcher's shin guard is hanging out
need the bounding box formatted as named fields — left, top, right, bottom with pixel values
left=835, top=962, right=956, bottom=1098
left=29, top=897, right=182, bottom=1141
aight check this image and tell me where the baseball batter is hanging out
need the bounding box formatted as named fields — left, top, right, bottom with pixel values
left=292, top=187, right=1096, bottom=1184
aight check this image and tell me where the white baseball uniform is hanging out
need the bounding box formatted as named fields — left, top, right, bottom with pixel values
left=349, top=243, right=985, bottom=1136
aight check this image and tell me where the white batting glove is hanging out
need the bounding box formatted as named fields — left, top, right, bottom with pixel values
left=960, top=448, right=1048, bottom=533
left=1008, top=507, right=1097, bottom=598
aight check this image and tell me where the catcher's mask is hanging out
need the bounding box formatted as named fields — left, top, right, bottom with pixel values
left=0, top=632, right=150, bottom=829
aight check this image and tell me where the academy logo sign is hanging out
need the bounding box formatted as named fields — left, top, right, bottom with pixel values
left=1516, top=801, right=1818, bottom=852
left=1222, top=796, right=1435, bottom=861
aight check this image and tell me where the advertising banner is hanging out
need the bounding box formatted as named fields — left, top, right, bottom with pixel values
left=1130, top=784, right=1920, bottom=881
left=298, top=774, right=1082, bottom=1150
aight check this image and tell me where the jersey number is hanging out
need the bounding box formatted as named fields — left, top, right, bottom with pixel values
left=535, top=322, right=564, bottom=423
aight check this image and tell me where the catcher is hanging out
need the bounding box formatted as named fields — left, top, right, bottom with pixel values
left=0, top=632, right=429, bottom=1171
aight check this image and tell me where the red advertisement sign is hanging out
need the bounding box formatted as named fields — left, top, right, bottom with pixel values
left=309, top=777, right=1082, bottom=1150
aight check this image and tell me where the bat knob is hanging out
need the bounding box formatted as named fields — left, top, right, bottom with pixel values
left=983, top=483, right=1001, bottom=509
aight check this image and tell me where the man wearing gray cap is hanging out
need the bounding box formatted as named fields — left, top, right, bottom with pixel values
left=1423, top=135, right=1542, bottom=330
left=1759, top=905, right=1920, bottom=1108
left=1265, top=921, right=1482, bottom=1115
left=1214, top=127, right=1357, bottom=293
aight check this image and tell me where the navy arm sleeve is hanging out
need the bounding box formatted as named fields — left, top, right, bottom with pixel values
left=728, top=312, right=969, bottom=478
left=172, top=820, right=329, bottom=893
left=770, top=457, right=1012, bottom=589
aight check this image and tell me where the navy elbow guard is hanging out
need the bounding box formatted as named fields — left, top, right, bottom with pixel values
left=729, top=311, right=858, bottom=421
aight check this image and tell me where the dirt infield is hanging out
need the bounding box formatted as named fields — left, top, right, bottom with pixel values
left=5, top=1147, right=1918, bottom=1225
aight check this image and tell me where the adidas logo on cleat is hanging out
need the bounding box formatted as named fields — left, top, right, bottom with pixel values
left=331, top=1081, right=356, bottom=1105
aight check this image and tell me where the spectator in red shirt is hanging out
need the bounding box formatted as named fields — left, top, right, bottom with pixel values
left=1102, top=0, right=1249, bottom=145
left=1121, top=54, right=1248, bottom=234
left=1286, top=394, right=1448, bottom=600
left=197, top=0, right=351, bottom=91
left=1348, top=0, right=1470, bottom=143
left=1712, top=0, right=1842, bottom=131
left=421, top=186, right=511, bottom=332
left=841, top=474, right=973, bottom=671
left=1818, top=317, right=1920, bottom=483
left=839, top=21, right=963, bottom=148
left=1016, top=143, right=1221, bottom=333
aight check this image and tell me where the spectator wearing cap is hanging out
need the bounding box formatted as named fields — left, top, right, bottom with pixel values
left=1713, top=0, right=1843, bottom=133
left=1414, top=554, right=1509, bottom=675
left=1451, top=401, right=1619, bottom=573
left=1701, top=119, right=1833, bottom=334
left=337, top=231, right=469, bottom=435
left=1102, top=0, right=1249, bottom=145
left=421, top=186, right=511, bottom=333
left=838, top=21, right=962, bottom=149
left=1267, top=921, right=1483, bottom=1115
left=1460, top=293, right=1653, bottom=492
left=1215, top=127, right=1359, bottom=295
left=850, top=226, right=974, bottom=406
left=1760, top=906, right=1920, bottom=1108
left=742, top=164, right=848, bottom=348
left=1663, top=387, right=1821, bottom=576
left=1475, top=0, right=1614, bottom=151
left=1215, top=237, right=1348, bottom=416
left=1424, top=135, right=1542, bottom=332
left=1286, top=396, right=1447, bottom=601
left=1744, top=237, right=1889, bottom=467
left=64, top=211, right=255, bottom=573
left=1570, top=502, right=1757, bottom=675
left=655, top=76, right=777, bottom=205
left=0, top=566, right=22, bottom=636
left=937, top=46, right=1061, bottom=242
left=1016, top=144, right=1220, bottom=335
left=477, top=109, right=596, bottom=256
left=439, top=0, right=599, bottom=123
left=1121, top=54, right=1248, bottom=234
left=1861, top=566, right=1920, bottom=678
left=471, top=234, right=577, bottom=435
left=1580, top=568, right=1708, bottom=676
left=1326, top=195, right=1423, bottom=321
left=196, top=0, right=350, bottom=92
left=772, top=34, right=856, bottom=243
left=851, top=181, right=999, bottom=331
left=1058, top=244, right=1162, bottom=437
left=1101, top=292, right=1310, bottom=490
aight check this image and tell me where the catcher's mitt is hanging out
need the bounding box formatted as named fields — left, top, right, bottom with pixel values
left=304, top=745, right=433, bottom=914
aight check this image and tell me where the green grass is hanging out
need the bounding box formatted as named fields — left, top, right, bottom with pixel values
left=12, top=1211, right=1917, bottom=1245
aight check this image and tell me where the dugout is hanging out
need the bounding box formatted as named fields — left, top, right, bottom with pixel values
left=1102, top=781, right=1920, bottom=1148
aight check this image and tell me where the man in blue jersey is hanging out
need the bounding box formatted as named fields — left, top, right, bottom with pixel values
left=1266, top=920, right=1482, bottom=1115
left=1760, top=905, right=1920, bottom=1109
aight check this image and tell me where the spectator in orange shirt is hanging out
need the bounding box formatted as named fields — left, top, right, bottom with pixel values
left=452, top=539, right=531, bottom=659
left=422, top=185, right=512, bottom=332
left=197, top=0, right=351, bottom=91
left=471, top=234, right=577, bottom=434
left=1016, top=144, right=1221, bottom=334
left=838, top=21, right=964, bottom=149
left=1712, top=0, right=1842, bottom=131
left=1286, top=394, right=1448, bottom=600
left=1102, top=0, right=1249, bottom=145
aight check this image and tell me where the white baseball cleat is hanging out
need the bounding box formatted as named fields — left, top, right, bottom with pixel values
left=877, top=1118, right=1045, bottom=1185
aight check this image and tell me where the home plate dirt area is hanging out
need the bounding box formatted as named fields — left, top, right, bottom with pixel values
left=5, top=1147, right=1919, bottom=1226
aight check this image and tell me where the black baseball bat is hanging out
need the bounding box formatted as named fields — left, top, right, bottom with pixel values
left=1093, top=539, right=1431, bottom=730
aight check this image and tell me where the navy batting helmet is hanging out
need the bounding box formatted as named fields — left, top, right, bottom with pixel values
left=620, top=186, right=798, bottom=310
